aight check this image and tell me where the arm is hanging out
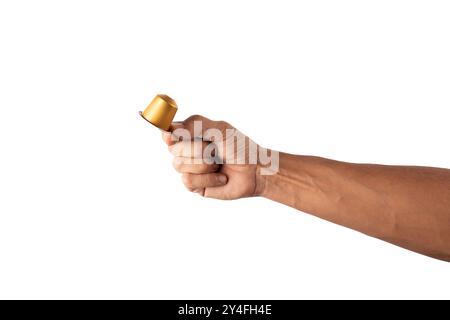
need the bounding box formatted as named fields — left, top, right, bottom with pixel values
left=258, top=153, right=450, bottom=261
left=163, top=115, right=450, bottom=261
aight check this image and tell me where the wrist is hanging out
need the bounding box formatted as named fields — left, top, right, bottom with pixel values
left=254, top=165, right=268, bottom=197
left=253, top=149, right=281, bottom=197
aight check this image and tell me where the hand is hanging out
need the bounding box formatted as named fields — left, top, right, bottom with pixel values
left=162, top=115, right=265, bottom=200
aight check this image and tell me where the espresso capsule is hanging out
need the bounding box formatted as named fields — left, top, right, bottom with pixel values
left=140, top=94, right=178, bottom=132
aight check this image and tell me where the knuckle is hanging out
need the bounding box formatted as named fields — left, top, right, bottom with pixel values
left=172, top=157, right=183, bottom=171
left=199, top=176, right=208, bottom=187
left=207, top=163, right=219, bottom=172
left=216, top=120, right=232, bottom=135
left=182, top=174, right=194, bottom=189
left=192, top=163, right=208, bottom=173
left=216, top=120, right=229, bottom=128
left=172, top=141, right=191, bottom=157
left=200, top=163, right=211, bottom=172
left=185, top=114, right=204, bottom=123
left=168, top=143, right=180, bottom=156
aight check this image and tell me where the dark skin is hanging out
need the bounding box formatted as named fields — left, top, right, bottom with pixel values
left=163, top=115, right=450, bottom=262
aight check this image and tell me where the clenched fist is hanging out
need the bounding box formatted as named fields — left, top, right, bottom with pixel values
left=162, top=115, right=275, bottom=200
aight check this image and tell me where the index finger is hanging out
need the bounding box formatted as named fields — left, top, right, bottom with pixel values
left=161, top=122, right=184, bottom=146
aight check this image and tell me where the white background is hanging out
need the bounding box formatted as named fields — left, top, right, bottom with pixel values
left=0, top=0, right=449, bottom=299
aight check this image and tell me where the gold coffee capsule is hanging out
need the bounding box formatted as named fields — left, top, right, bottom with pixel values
left=139, top=94, right=178, bottom=132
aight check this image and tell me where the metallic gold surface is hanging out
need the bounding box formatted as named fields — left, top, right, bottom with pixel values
left=140, top=94, right=178, bottom=131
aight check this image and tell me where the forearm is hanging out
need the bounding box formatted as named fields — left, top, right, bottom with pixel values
left=257, top=152, right=450, bottom=261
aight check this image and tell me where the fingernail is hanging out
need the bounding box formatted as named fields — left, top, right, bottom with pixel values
left=218, top=175, right=227, bottom=184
